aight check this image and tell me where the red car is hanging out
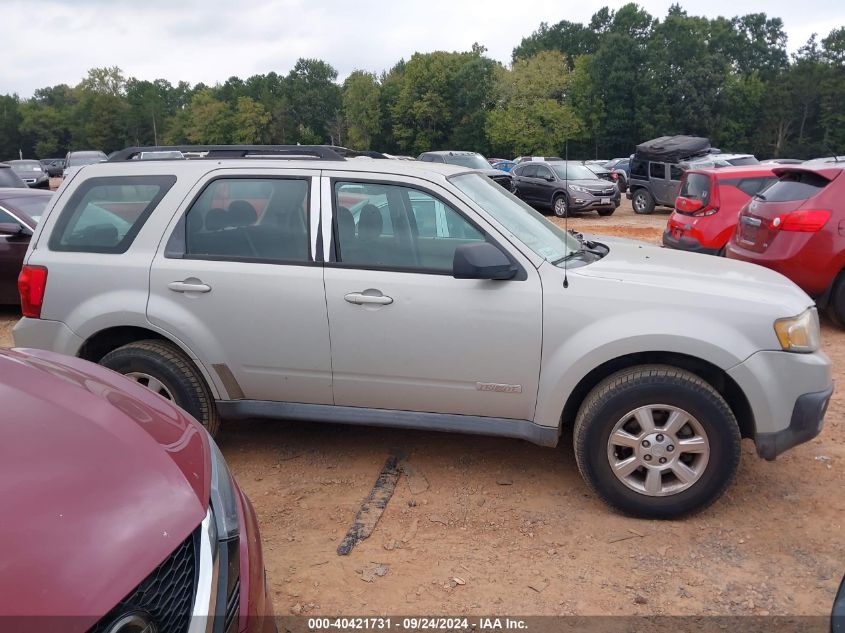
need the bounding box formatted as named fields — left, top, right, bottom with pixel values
left=727, top=163, right=845, bottom=324
left=663, top=165, right=778, bottom=255
left=0, top=348, right=275, bottom=633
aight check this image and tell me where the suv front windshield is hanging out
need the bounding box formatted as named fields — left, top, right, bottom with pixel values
left=444, top=154, right=491, bottom=170
left=551, top=163, right=597, bottom=180
left=451, top=173, right=579, bottom=264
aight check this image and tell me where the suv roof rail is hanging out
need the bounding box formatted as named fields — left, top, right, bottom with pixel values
left=107, top=145, right=347, bottom=162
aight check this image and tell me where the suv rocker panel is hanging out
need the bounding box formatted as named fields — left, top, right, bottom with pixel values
left=217, top=400, right=560, bottom=447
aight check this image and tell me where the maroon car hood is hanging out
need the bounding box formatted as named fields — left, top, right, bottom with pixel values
left=0, top=348, right=210, bottom=629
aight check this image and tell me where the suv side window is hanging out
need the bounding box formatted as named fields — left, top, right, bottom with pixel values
left=184, top=177, right=310, bottom=262
left=535, top=166, right=553, bottom=180
left=334, top=181, right=484, bottom=272
left=630, top=158, right=647, bottom=178
left=523, top=164, right=539, bottom=178
left=49, top=175, right=176, bottom=253
left=669, top=165, right=684, bottom=181
left=650, top=163, right=667, bottom=179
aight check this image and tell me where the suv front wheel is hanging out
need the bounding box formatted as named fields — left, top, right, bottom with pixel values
left=100, top=339, right=221, bottom=436
left=631, top=189, right=655, bottom=214
left=573, top=365, right=741, bottom=518
left=552, top=193, right=568, bottom=218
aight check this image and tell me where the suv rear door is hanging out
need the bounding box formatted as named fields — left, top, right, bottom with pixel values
left=147, top=167, right=334, bottom=404
left=321, top=172, right=542, bottom=421
left=649, top=162, right=676, bottom=205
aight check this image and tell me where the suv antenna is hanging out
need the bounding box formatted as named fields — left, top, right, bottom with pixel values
left=563, top=139, right=569, bottom=289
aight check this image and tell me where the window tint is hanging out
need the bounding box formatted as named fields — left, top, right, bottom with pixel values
left=727, top=156, right=759, bottom=166
left=185, top=178, right=310, bottom=262
left=334, top=181, right=484, bottom=272
left=669, top=165, right=684, bottom=181
left=0, top=168, right=25, bottom=188
left=757, top=172, right=830, bottom=202
left=630, top=159, right=648, bottom=178
left=535, top=166, right=553, bottom=180
left=49, top=176, right=175, bottom=253
left=649, top=163, right=666, bottom=179
left=0, top=209, right=18, bottom=224
left=736, top=177, right=777, bottom=197
left=522, top=164, right=539, bottom=178
left=680, top=173, right=711, bottom=202
left=2, top=195, right=51, bottom=223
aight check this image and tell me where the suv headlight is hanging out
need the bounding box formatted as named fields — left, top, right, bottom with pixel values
left=774, top=308, right=820, bottom=353
left=569, top=184, right=588, bottom=193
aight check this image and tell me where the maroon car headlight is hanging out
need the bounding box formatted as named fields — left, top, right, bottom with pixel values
left=210, top=439, right=240, bottom=541
left=209, top=439, right=242, bottom=633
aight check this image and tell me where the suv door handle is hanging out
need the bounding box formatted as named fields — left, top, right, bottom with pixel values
left=168, top=280, right=212, bottom=293
left=344, top=292, right=393, bottom=305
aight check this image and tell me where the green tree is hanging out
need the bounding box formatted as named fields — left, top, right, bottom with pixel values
left=486, top=51, right=583, bottom=156
left=343, top=71, right=381, bottom=149
left=286, top=59, right=342, bottom=143
left=186, top=89, right=232, bottom=144
left=231, top=96, right=270, bottom=143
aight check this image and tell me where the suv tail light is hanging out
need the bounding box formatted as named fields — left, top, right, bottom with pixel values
left=772, top=209, right=831, bottom=232
left=18, top=265, right=48, bottom=318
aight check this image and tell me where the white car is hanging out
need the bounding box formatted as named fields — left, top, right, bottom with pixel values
left=13, top=144, right=833, bottom=518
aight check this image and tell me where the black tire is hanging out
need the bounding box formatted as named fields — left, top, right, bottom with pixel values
left=100, top=339, right=221, bottom=436
left=552, top=193, right=568, bottom=218
left=827, top=273, right=845, bottom=328
left=597, top=208, right=615, bottom=217
left=573, top=365, right=741, bottom=519
left=631, top=189, right=655, bottom=215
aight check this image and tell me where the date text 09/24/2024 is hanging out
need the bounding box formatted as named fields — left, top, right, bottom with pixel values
left=305, top=617, right=528, bottom=630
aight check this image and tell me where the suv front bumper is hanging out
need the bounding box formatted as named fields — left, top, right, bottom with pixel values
left=755, top=385, right=833, bottom=460
left=727, top=349, right=833, bottom=460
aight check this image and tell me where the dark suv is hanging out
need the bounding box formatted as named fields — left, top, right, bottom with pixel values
left=417, top=150, right=513, bottom=191
left=511, top=160, right=620, bottom=217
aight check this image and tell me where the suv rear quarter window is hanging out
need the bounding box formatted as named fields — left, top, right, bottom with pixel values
left=49, top=175, right=176, bottom=253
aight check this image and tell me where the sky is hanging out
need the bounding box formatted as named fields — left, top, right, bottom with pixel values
left=2, top=0, right=843, bottom=97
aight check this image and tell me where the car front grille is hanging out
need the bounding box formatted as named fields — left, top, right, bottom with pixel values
left=91, top=528, right=198, bottom=633
left=587, top=187, right=616, bottom=196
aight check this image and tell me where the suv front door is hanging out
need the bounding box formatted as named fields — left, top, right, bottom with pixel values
left=147, top=168, right=334, bottom=404
left=322, top=173, right=542, bottom=421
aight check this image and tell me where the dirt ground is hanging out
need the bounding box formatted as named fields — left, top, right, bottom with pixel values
left=2, top=199, right=842, bottom=617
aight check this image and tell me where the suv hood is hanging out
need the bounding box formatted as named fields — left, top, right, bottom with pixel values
left=574, top=237, right=812, bottom=316
left=0, top=349, right=209, bottom=625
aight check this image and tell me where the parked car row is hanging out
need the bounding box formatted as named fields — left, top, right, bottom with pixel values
left=660, top=156, right=845, bottom=329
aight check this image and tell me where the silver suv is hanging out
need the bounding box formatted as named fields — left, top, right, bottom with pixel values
left=14, top=145, right=833, bottom=518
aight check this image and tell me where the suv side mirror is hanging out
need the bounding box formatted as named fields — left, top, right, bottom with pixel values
left=0, top=222, right=26, bottom=236
left=453, top=242, right=517, bottom=280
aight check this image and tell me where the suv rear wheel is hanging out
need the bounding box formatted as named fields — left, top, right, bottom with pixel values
left=631, top=189, right=655, bottom=214
left=573, top=365, right=740, bottom=518
left=100, top=340, right=221, bottom=436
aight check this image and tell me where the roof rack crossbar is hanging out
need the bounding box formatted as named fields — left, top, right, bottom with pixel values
left=108, top=145, right=347, bottom=162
